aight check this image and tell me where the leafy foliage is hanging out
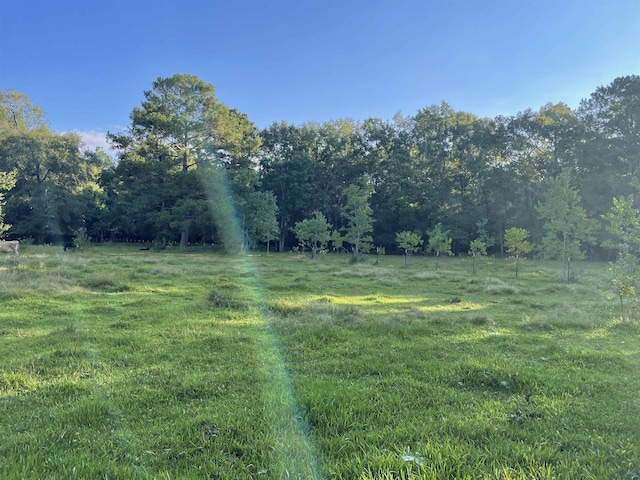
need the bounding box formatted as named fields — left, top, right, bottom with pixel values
left=341, top=183, right=375, bottom=260
left=293, top=211, right=332, bottom=258
left=106, top=74, right=260, bottom=250
left=537, top=171, right=595, bottom=280
left=427, top=223, right=452, bottom=270
left=244, top=190, right=280, bottom=253
left=1, top=75, right=640, bottom=259
left=603, top=195, right=640, bottom=254
left=504, top=227, right=534, bottom=277
left=0, top=170, right=16, bottom=237
left=604, top=252, right=638, bottom=319
left=0, top=127, right=103, bottom=244
left=395, top=230, right=423, bottom=266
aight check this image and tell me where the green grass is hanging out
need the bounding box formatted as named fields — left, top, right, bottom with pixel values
left=0, top=245, right=639, bottom=479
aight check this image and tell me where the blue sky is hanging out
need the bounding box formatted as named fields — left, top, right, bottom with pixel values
left=1, top=1, right=639, bottom=151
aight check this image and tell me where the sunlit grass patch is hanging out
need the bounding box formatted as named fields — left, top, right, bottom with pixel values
left=0, top=372, right=39, bottom=394
left=417, top=301, right=485, bottom=313
left=268, top=297, right=310, bottom=316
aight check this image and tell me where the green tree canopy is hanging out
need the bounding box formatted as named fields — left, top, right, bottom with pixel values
left=427, top=222, right=452, bottom=271
left=603, top=195, right=640, bottom=255
left=243, top=190, right=280, bottom=254
left=504, top=227, right=534, bottom=277
left=0, top=170, right=16, bottom=237
left=107, top=74, right=260, bottom=249
left=293, top=211, right=331, bottom=259
left=0, top=128, right=102, bottom=243
left=341, top=183, right=375, bottom=260
left=396, top=230, right=423, bottom=266
left=537, top=171, right=595, bottom=280
left=0, top=89, right=47, bottom=133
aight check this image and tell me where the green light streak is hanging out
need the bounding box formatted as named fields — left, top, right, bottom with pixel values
left=200, top=166, right=323, bottom=478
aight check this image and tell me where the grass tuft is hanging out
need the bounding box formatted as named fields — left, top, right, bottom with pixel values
left=207, top=276, right=247, bottom=310
left=462, top=312, right=495, bottom=326
left=485, top=277, right=520, bottom=294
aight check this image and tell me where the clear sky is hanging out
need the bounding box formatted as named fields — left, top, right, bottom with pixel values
left=1, top=1, right=639, bottom=152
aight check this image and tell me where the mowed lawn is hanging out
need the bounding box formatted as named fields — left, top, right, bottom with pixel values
left=0, top=245, right=639, bottom=479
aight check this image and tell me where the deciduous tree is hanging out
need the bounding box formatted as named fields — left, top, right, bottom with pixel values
left=0, top=170, right=16, bottom=237
left=504, top=227, right=534, bottom=278
left=427, top=223, right=452, bottom=271
left=244, top=191, right=280, bottom=254
left=537, top=171, right=595, bottom=281
left=341, top=183, right=374, bottom=261
left=396, top=231, right=423, bottom=266
left=0, top=129, right=100, bottom=243
left=603, top=195, right=640, bottom=255
left=293, top=212, right=331, bottom=259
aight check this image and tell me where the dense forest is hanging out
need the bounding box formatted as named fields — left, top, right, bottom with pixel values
left=0, top=74, right=638, bottom=262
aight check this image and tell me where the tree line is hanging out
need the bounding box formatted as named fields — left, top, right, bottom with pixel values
left=0, top=74, right=638, bottom=265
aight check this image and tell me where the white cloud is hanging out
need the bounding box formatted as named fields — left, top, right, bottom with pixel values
left=75, top=129, right=113, bottom=153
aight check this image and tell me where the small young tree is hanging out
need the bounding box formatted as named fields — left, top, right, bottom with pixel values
left=504, top=227, right=534, bottom=278
left=605, top=252, right=638, bottom=320
left=329, top=229, right=344, bottom=256
left=537, top=172, right=595, bottom=281
left=396, top=231, right=423, bottom=267
left=469, top=219, right=494, bottom=275
left=293, top=211, right=331, bottom=259
left=602, top=194, right=640, bottom=319
left=251, top=191, right=280, bottom=255
left=341, top=183, right=375, bottom=262
left=602, top=195, right=640, bottom=255
left=469, top=239, right=487, bottom=275
left=427, top=223, right=452, bottom=271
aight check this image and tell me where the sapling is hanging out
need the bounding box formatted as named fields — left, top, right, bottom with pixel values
left=341, top=183, right=375, bottom=262
left=468, top=239, right=487, bottom=275
left=427, top=223, right=452, bottom=271
left=605, top=252, right=638, bottom=320
left=396, top=231, right=423, bottom=267
left=602, top=194, right=640, bottom=319
left=468, top=219, right=494, bottom=275
left=504, top=227, right=533, bottom=278
left=537, top=171, right=595, bottom=281
left=293, top=212, right=331, bottom=259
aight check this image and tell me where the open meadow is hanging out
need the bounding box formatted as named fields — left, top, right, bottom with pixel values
left=0, top=245, right=639, bottom=479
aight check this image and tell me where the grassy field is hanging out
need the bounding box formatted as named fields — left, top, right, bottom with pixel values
left=0, top=245, right=639, bottom=479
